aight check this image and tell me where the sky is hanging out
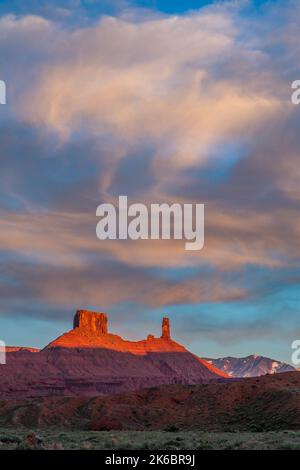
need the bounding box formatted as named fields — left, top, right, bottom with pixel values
left=0, top=0, right=300, bottom=363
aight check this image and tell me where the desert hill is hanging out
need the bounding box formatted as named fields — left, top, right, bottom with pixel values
left=0, top=371, right=299, bottom=432
left=0, top=309, right=227, bottom=398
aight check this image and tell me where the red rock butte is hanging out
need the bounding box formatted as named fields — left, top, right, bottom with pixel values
left=0, top=309, right=228, bottom=399
left=45, top=309, right=227, bottom=378
left=46, top=309, right=189, bottom=354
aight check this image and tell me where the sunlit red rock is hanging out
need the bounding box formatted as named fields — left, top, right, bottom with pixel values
left=161, top=317, right=170, bottom=339
left=73, top=310, right=108, bottom=335
left=46, top=311, right=186, bottom=354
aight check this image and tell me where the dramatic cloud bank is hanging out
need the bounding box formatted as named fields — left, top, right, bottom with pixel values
left=0, top=0, right=300, bottom=358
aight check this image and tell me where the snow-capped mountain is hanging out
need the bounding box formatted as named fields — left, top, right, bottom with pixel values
left=203, top=355, right=296, bottom=378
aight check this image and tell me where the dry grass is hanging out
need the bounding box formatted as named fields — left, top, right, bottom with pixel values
left=0, top=429, right=299, bottom=450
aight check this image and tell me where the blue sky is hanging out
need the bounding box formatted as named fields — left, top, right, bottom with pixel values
left=0, top=0, right=300, bottom=363
left=0, top=0, right=272, bottom=22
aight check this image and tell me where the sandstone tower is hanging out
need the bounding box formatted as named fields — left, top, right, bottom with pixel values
left=161, top=317, right=170, bottom=339
left=72, top=309, right=171, bottom=341
left=73, top=309, right=108, bottom=335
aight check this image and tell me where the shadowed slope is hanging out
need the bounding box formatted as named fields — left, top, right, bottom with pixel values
left=0, top=372, right=299, bottom=431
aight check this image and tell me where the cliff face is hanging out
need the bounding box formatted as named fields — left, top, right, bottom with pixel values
left=73, top=310, right=108, bottom=335
left=0, top=309, right=228, bottom=399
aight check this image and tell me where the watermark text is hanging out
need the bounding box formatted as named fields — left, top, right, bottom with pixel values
left=0, top=341, right=6, bottom=364
left=0, top=80, right=6, bottom=105
left=291, top=340, right=300, bottom=366
left=96, top=196, right=204, bottom=251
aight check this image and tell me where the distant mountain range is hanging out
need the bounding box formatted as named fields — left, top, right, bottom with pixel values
left=203, top=355, right=296, bottom=377
left=6, top=346, right=40, bottom=353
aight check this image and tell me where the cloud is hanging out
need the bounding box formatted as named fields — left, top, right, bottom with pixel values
left=1, top=0, right=300, bottom=353
left=0, top=3, right=299, bottom=274
left=0, top=258, right=248, bottom=317
left=15, top=10, right=282, bottom=186
left=1, top=201, right=300, bottom=272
